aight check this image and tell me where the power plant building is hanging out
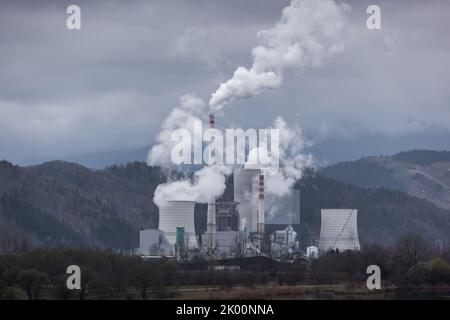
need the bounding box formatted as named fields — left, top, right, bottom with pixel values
left=216, top=201, right=239, bottom=231
left=158, top=200, right=197, bottom=249
left=318, top=209, right=360, bottom=253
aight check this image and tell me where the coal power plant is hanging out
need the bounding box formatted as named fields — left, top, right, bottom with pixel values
left=137, top=113, right=360, bottom=261
left=137, top=171, right=361, bottom=260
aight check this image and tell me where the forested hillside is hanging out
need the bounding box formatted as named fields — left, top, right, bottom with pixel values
left=1, top=158, right=449, bottom=252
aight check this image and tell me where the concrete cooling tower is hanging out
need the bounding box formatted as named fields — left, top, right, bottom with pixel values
left=318, top=209, right=360, bottom=253
left=233, top=168, right=260, bottom=233
left=158, top=200, right=197, bottom=248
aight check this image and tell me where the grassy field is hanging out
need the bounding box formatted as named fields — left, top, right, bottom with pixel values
left=166, top=284, right=450, bottom=300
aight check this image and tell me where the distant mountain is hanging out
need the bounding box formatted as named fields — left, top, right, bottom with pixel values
left=321, top=150, right=450, bottom=209
left=1, top=156, right=450, bottom=251
left=392, top=150, right=450, bottom=165
left=19, top=146, right=152, bottom=170
left=0, top=160, right=165, bottom=250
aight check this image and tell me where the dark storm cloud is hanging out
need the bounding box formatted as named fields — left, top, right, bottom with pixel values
left=0, top=0, right=449, bottom=164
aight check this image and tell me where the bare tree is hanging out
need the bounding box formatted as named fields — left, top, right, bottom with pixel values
left=17, top=269, right=50, bottom=300
left=395, top=233, right=429, bottom=269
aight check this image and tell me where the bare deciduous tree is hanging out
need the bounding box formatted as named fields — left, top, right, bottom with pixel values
left=395, top=233, right=429, bottom=269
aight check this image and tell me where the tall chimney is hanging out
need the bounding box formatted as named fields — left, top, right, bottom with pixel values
left=209, top=112, right=215, bottom=129
left=257, top=173, right=265, bottom=234
left=206, top=112, right=216, bottom=253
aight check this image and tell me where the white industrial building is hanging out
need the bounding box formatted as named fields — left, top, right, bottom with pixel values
left=270, top=225, right=299, bottom=257
left=318, top=209, right=360, bottom=253
left=306, top=246, right=319, bottom=259
left=158, top=200, right=198, bottom=249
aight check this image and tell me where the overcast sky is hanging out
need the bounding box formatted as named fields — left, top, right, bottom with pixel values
left=1, top=0, right=449, bottom=166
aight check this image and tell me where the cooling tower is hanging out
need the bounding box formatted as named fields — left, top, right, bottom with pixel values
left=233, top=168, right=260, bottom=232
left=159, top=200, right=197, bottom=248
left=318, top=209, right=360, bottom=253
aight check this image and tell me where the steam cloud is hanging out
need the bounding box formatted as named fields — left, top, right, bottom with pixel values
left=148, top=0, right=347, bottom=213
left=209, top=0, right=349, bottom=109
left=153, top=165, right=231, bottom=208
left=147, top=94, right=205, bottom=167
left=265, top=117, right=313, bottom=196
left=147, top=94, right=231, bottom=207
left=251, top=116, right=313, bottom=219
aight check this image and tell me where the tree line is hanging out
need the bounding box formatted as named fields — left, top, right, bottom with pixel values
left=1, top=232, right=450, bottom=299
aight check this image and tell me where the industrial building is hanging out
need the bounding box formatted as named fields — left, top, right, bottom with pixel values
left=306, top=246, right=319, bottom=259
left=270, top=225, right=299, bottom=258
left=216, top=202, right=239, bottom=231
left=158, top=200, right=197, bottom=249
left=136, top=168, right=305, bottom=260
left=318, top=209, right=360, bottom=254
left=136, top=112, right=359, bottom=261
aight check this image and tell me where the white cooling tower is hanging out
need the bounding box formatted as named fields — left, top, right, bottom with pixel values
left=318, top=209, right=360, bottom=253
left=233, top=168, right=260, bottom=232
left=158, top=200, right=197, bottom=248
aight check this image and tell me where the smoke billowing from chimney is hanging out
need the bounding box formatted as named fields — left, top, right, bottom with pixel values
left=147, top=94, right=205, bottom=167
left=148, top=0, right=345, bottom=213
left=153, top=165, right=231, bottom=208
left=147, top=95, right=231, bottom=208
left=209, top=0, right=349, bottom=110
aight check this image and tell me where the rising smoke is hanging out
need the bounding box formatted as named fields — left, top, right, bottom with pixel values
left=153, top=165, right=231, bottom=208
left=148, top=0, right=348, bottom=212
left=147, top=94, right=232, bottom=207
left=147, top=94, right=205, bottom=167
left=209, top=0, right=349, bottom=110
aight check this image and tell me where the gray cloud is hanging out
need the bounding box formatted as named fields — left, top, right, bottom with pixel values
left=0, top=0, right=449, bottom=164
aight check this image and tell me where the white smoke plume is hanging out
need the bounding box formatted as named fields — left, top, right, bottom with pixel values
left=149, top=0, right=344, bottom=212
left=153, top=165, right=231, bottom=208
left=147, top=94, right=232, bottom=208
left=147, top=94, right=205, bottom=166
left=209, top=0, right=349, bottom=109
left=265, top=116, right=313, bottom=218
left=244, top=116, right=312, bottom=198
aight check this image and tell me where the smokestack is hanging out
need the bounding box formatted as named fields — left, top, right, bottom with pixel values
left=209, top=112, right=215, bottom=128
left=257, top=173, right=265, bottom=234
left=207, top=112, right=216, bottom=253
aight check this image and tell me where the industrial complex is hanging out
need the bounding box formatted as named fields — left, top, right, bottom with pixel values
left=138, top=114, right=360, bottom=261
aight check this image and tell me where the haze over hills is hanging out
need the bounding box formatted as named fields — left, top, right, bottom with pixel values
left=1, top=153, right=450, bottom=251
left=322, top=150, right=450, bottom=210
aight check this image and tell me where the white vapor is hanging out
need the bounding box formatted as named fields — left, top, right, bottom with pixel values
left=150, top=0, right=340, bottom=211
left=153, top=165, right=231, bottom=208
left=209, top=0, right=349, bottom=109
left=147, top=94, right=232, bottom=208
left=265, top=117, right=313, bottom=218
left=147, top=94, right=205, bottom=166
